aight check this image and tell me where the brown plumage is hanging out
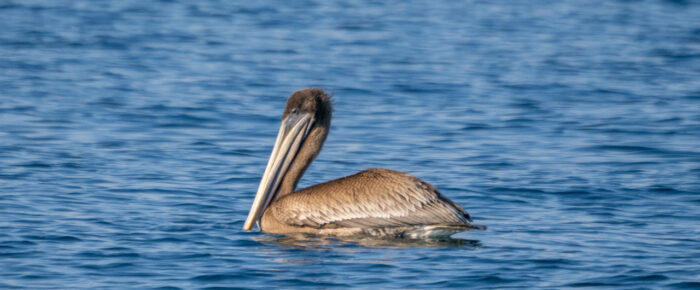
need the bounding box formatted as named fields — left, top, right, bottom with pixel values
left=243, top=88, right=485, bottom=238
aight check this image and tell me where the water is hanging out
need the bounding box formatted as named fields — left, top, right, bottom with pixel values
left=1, top=0, right=699, bottom=288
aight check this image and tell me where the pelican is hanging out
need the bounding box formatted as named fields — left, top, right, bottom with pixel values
left=243, top=88, right=485, bottom=238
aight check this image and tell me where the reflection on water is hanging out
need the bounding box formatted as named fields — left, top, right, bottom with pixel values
left=253, top=233, right=482, bottom=250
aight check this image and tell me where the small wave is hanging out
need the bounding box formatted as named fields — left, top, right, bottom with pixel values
left=667, top=281, right=700, bottom=289
left=190, top=273, right=246, bottom=282
left=79, top=262, right=136, bottom=270
left=21, top=235, right=81, bottom=242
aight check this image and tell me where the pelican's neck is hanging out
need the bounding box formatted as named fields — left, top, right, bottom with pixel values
left=278, top=124, right=329, bottom=196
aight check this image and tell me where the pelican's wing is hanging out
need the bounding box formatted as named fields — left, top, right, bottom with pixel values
left=268, top=169, right=477, bottom=229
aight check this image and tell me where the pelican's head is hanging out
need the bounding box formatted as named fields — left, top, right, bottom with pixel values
left=243, top=89, right=332, bottom=231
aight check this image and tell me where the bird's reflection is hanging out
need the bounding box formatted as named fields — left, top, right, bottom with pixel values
left=253, top=233, right=482, bottom=250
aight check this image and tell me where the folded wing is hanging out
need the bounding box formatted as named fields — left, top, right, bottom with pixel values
left=268, top=168, right=474, bottom=229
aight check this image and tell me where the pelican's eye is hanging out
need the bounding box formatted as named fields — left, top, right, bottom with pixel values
left=291, top=108, right=299, bottom=114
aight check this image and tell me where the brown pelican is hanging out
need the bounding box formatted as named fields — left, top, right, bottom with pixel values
left=243, top=88, right=485, bottom=238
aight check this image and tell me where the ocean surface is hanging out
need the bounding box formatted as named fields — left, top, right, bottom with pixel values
left=1, top=0, right=699, bottom=288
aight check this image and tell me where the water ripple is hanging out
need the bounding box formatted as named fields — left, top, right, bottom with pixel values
left=1, top=0, right=699, bottom=288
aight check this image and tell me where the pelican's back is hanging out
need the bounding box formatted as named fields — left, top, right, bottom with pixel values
left=264, top=168, right=485, bottom=237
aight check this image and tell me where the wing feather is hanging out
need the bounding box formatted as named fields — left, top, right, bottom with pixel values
left=268, top=169, right=472, bottom=229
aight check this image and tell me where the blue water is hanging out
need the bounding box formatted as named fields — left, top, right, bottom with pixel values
left=1, top=0, right=699, bottom=288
